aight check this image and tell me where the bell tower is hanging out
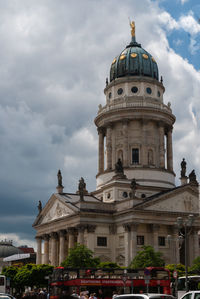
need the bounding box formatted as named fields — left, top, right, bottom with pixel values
left=94, top=23, right=176, bottom=202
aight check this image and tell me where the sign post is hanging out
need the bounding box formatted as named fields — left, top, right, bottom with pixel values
left=122, top=275, right=127, bottom=294
left=144, top=269, right=151, bottom=293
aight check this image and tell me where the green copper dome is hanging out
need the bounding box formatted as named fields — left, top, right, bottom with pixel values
left=110, top=33, right=159, bottom=82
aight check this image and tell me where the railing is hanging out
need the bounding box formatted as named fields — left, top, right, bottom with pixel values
left=98, top=99, right=172, bottom=115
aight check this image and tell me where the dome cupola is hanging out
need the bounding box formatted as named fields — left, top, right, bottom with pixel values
left=110, top=21, right=159, bottom=82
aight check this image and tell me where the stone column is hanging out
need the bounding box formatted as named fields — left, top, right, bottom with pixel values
left=153, top=224, right=159, bottom=252
left=193, top=228, right=199, bottom=261
left=43, top=234, right=50, bottom=264
left=86, top=225, right=96, bottom=251
left=109, top=225, right=116, bottom=262
left=123, top=224, right=131, bottom=267
left=51, top=232, right=58, bottom=266
left=68, top=228, right=75, bottom=249
left=77, top=225, right=85, bottom=244
left=106, top=125, right=112, bottom=170
left=130, top=223, right=138, bottom=261
left=59, top=230, right=66, bottom=265
left=167, top=128, right=173, bottom=171
left=123, top=121, right=128, bottom=167
left=159, top=124, right=165, bottom=168
left=172, top=227, right=180, bottom=264
left=142, top=120, right=148, bottom=166
left=98, top=128, right=104, bottom=173
left=36, top=236, right=42, bottom=265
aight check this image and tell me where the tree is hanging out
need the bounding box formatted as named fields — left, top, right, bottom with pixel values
left=61, top=244, right=100, bottom=268
left=165, top=263, right=185, bottom=280
left=2, top=264, right=53, bottom=294
left=189, top=256, right=200, bottom=274
left=2, top=266, right=19, bottom=291
left=98, top=261, right=121, bottom=269
left=129, top=245, right=165, bottom=268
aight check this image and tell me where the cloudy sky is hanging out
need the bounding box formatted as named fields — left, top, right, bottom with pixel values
left=0, top=0, right=200, bottom=250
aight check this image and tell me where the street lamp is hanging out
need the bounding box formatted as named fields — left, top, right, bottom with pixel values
left=177, top=214, right=194, bottom=293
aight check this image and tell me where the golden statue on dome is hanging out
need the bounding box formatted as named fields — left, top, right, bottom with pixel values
left=130, top=20, right=135, bottom=37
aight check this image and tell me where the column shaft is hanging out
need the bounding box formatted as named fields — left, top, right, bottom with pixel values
left=43, top=235, right=49, bottom=264
left=159, top=125, right=165, bottom=168
left=59, top=230, right=66, bottom=265
left=130, top=223, right=138, bottom=261
left=193, top=230, right=199, bottom=260
left=98, top=128, right=104, bottom=173
left=153, top=224, right=159, bottom=252
left=106, top=126, right=112, bottom=170
left=124, top=224, right=131, bottom=267
left=68, top=228, right=75, bottom=249
left=123, top=122, right=128, bottom=167
left=51, top=233, right=58, bottom=267
left=36, top=237, right=42, bottom=264
left=77, top=226, right=85, bottom=244
left=167, top=129, right=173, bottom=171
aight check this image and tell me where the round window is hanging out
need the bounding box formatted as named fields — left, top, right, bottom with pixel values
left=117, top=88, right=123, bottom=95
left=146, top=87, right=152, bottom=94
left=109, top=92, right=112, bottom=99
left=131, top=86, right=138, bottom=93
left=123, top=191, right=128, bottom=198
left=157, top=91, right=160, bottom=97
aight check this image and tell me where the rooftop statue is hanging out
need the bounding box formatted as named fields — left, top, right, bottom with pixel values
left=57, top=169, right=63, bottom=187
left=78, top=177, right=86, bottom=201
left=115, top=158, right=124, bottom=174
left=180, top=158, right=186, bottom=177
left=130, top=178, right=137, bottom=198
left=130, top=20, right=135, bottom=37
left=189, top=169, right=198, bottom=185
left=37, top=200, right=42, bottom=214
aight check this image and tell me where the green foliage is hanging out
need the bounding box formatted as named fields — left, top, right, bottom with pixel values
left=2, top=266, right=19, bottom=289
left=61, top=244, right=100, bottom=268
left=2, top=264, right=53, bottom=292
left=98, top=262, right=121, bottom=269
left=165, top=264, right=185, bottom=280
left=189, top=256, right=200, bottom=274
left=129, top=245, right=165, bottom=268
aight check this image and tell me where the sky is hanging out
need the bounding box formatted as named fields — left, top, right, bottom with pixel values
left=0, top=0, right=200, bottom=250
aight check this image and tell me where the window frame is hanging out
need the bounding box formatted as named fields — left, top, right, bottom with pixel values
left=97, top=236, right=107, bottom=247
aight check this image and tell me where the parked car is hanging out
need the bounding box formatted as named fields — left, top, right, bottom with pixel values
left=114, top=294, right=176, bottom=299
left=179, top=291, right=200, bottom=299
left=0, top=294, right=16, bottom=299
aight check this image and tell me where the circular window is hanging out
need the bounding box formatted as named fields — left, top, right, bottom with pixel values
left=157, top=91, right=160, bottom=97
left=131, top=86, right=138, bottom=94
left=123, top=191, right=128, bottom=198
left=117, top=88, right=123, bottom=95
left=146, top=87, right=152, bottom=94
left=109, top=92, right=112, bottom=99
left=141, top=194, right=146, bottom=199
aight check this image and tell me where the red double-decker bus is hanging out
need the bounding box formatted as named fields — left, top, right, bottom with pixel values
left=49, top=267, right=171, bottom=299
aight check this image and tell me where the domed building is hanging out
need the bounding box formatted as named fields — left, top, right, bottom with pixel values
left=0, top=240, right=23, bottom=271
left=33, top=22, right=200, bottom=267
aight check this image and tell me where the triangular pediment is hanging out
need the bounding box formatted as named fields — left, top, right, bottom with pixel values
left=137, top=186, right=199, bottom=214
left=33, top=194, right=78, bottom=226
left=41, top=199, right=75, bottom=224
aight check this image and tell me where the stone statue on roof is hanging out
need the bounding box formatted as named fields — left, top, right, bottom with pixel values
left=181, top=158, right=186, bottom=177
left=189, top=169, right=198, bottom=186
left=57, top=169, right=63, bottom=187
left=37, top=200, right=42, bottom=214
left=115, top=158, right=124, bottom=174
left=130, top=178, right=137, bottom=198
left=78, top=177, right=86, bottom=201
